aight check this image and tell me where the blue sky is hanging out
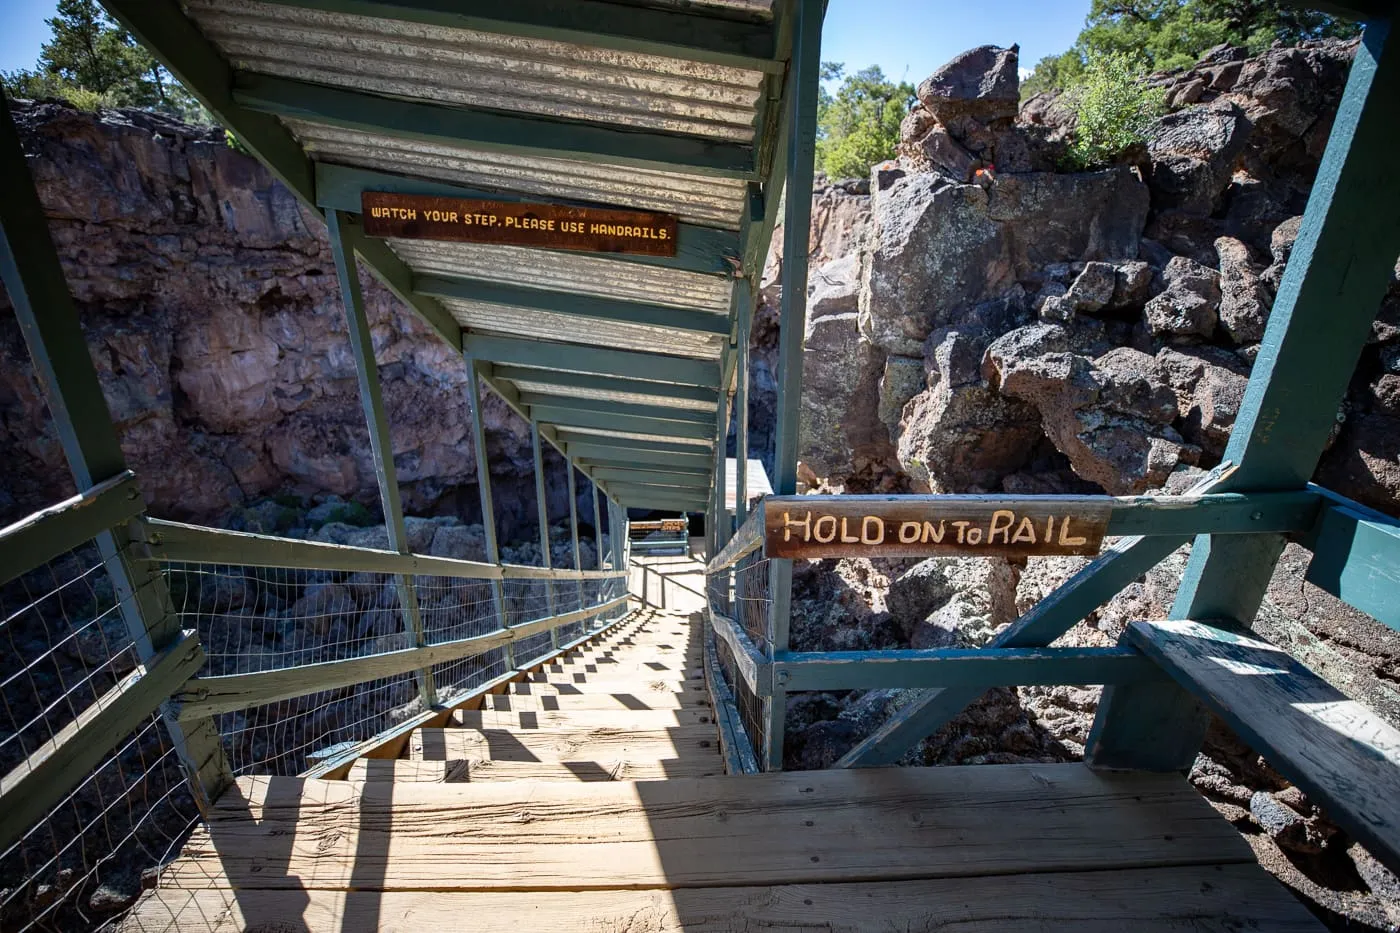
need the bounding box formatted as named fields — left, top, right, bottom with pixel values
left=1, top=0, right=1090, bottom=85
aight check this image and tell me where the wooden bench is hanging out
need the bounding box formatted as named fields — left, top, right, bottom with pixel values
left=1126, top=618, right=1400, bottom=875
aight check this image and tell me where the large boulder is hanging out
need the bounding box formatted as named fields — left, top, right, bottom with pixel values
left=915, top=45, right=1021, bottom=125
left=1155, top=346, right=1251, bottom=458
left=1144, top=102, right=1252, bottom=214
left=1144, top=256, right=1222, bottom=339
left=1215, top=236, right=1274, bottom=343
left=886, top=557, right=1019, bottom=649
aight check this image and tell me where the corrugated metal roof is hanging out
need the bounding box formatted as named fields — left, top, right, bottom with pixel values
left=389, top=239, right=733, bottom=313
left=565, top=426, right=713, bottom=448
left=287, top=121, right=745, bottom=228
left=506, top=377, right=714, bottom=412
left=440, top=298, right=724, bottom=359
left=186, top=0, right=766, bottom=140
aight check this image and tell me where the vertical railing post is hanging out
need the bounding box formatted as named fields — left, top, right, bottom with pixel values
left=1087, top=17, right=1400, bottom=770
left=465, top=358, right=512, bottom=669
left=0, top=99, right=233, bottom=809
left=327, top=210, right=436, bottom=708
left=568, top=460, right=582, bottom=616
left=530, top=421, right=558, bottom=648
left=733, top=279, right=753, bottom=536
left=592, top=483, right=604, bottom=571
left=762, top=0, right=823, bottom=772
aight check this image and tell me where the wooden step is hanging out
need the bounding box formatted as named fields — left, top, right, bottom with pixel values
left=346, top=759, right=470, bottom=782
left=523, top=669, right=704, bottom=687
left=484, top=690, right=709, bottom=712
left=1126, top=618, right=1400, bottom=875
left=154, top=765, right=1259, bottom=893
left=449, top=707, right=715, bottom=731
left=128, top=864, right=1323, bottom=932
left=511, top=678, right=707, bottom=695
left=406, top=725, right=718, bottom=764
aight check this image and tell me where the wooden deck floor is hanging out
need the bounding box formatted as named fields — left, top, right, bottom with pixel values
left=125, top=597, right=1322, bottom=931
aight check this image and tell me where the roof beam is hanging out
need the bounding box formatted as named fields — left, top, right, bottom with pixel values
left=555, top=431, right=711, bottom=457
left=236, top=74, right=757, bottom=180
left=491, top=365, right=719, bottom=406
left=416, top=275, right=730, bottom=336
left=532, top=406, right=716, bottom=440
left=577, top=458, right=710, bottom=475
left=518, top=392, right=715, bottom=426
left=254, top=0, right=781, bottom=72
left=464, top=334, right=719, bottom=387
left=607, top=483, right=708, bottom=507
left=588, top=468, right=710, bottom=489
left=315, top=164, right=742, bottom=277
left=569, top=446, right=713, bottom=470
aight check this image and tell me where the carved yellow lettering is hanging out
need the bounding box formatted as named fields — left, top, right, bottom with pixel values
left=898, top=521, right=921, bottom=544
left=988, top=509, right=1015, bottom=545
left=1012, top=517, right=1037, bottom=544
left=1045, top=516, right=1054, bottom=542
left=951, top=520, right=971, bottom=544
left=922, top=521, right=946, bottom=543
left=840, top=517, right=859, bottom=543
left=782, top=510, right=811, bottom=543
left=1058, top=517, right=1088, bottom=547
left=813, top=515, right=837, bottom=544
left=966, top=526, right=984, bottom=545
left=861, top=516, right=884, bottom=545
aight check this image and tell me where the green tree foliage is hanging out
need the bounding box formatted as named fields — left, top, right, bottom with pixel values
left=816, top=64, right=916, bottom=181
left=2, top=0, right=208, bottom=122
left=1022, top=0, right=1358, bottom=95
left=1065, top=52, right=1168, bottom=167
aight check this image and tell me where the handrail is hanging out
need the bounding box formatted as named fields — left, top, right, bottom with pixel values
left=174, top=593, right=630, bottom=719
left=139, top=517, right=621, bottom=581
left=706, top=497, right=766, bottom=573
left=0, top=471, right=144, bottom=587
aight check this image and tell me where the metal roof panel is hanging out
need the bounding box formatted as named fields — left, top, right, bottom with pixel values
left=441, top=298, right=724, bottom=359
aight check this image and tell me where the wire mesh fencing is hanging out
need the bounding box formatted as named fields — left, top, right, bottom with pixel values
left=0, top=536, right=200, bottom=932
left=709, top=550, right=771, bottom=766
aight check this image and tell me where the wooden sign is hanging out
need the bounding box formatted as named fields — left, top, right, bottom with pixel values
left=360, top=192, right=678, bottom=257
left=763, top=496, right=1113, bottom=559
left=632, top=519, right=688, bottom=533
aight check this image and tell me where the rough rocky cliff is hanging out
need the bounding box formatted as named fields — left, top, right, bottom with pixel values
left=0, top=101, right=586, bottom=540
left=772, top=39, right=1400, bottom=929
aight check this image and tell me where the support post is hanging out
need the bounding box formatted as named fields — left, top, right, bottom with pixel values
left=760, top=0, right=823, bottom=772
left=327, top=210, right=435, bottom=707
left=466, top=358, right=512, bottom=668
left=733, top=279, right=753, bottom=533
left=593, top=483, right=605, bottom=570
left=1088, top=18, right=1400, bottom=771
left=0, top=99, right=232, bottom=809
left=531, top=421, right=559, bottom=648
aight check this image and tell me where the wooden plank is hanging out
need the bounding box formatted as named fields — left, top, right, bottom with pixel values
left=126, top=864, right=1324, bottom=932
left=250, top=0, right=782, bottom=72
left=160, top=764, right=1253, bottom=891
left=711, top=610, right=768, bottom=696
left=316, top=165, right=739, bottom=278
left=704, top=623, right=761, bottom=774
left=406, top=725, right=719, bottom=763
left=708, top=504, right=764, bottom=572
left=1303, top=504, right=1400, bottom=631
left=176, top=595, right=629, bottom=719
left=346, top=759, right=471, bottom=782
left=1127, top=618, right=1400, bottom=875
left=483, top=690, right=706, bottom=712
left=449, top=707, right=713, bottom=730
left=0, top=471, right=143, bottom=587
left=761, top=492, right=1317, bottom=560
left=365, top=193, right=678, bottom=257
left=510, top=678, right=707, bottom=696
left=418, top=275, right=728, bottom=336
left=776, top=646, right=1169, bottom=692
left=0, top=632, right=205, bottom=850
left=466, top=335, right=720, bottom=389
left=235, top=74, right=757, bottom=180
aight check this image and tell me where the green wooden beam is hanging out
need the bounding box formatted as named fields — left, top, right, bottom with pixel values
left=733, top=279, right=754, bottom=531
left=606, top=482, right=708, bottom=503
left=254, top=0, right=781, bottom=72
left=532, top=405, right=716, bottom=440
left=237, top=73, right=757, bottom=180
left=101, top=0, right=316, bottom=210
left=328, top=209, right=436, bottom=706
left=578, top=458, right=710, bottom=476
left=339, top=219, right=462, bottom=346
left=587, top=468, right=710, bottom=489
left=491, top=364, right=719, bottom=405
left=1088, top=18, right=1400, bottom=772
left=519, top=392, right=716, bottom=426
left=568, top=459, right=582, bottom=573
left=416, top=275, right=730, bottom=337
left=466, top=357, right=511, bottom=659
left=556, top=432, right=713, bottom=458
left=0, top=471, right=143, bottom=588
left=465, top=334, right=719, bottom=387
left=315, top=164, right=741, bottom=278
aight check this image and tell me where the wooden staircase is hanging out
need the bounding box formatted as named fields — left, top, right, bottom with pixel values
left=125, top=605, right=1324, bottom=932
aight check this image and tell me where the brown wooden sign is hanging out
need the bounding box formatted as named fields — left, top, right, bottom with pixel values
left=360, top=192, right=678, bottom=257
left=632, top=519, right=688, bottom=533
left=763, top=496, right=1113, bottom=559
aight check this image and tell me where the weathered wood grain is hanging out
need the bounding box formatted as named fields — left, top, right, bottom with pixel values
left=1127, top=618, right=1400, bottom=874
left=346, top=759, right=471, bottom=782
left=405, top=724, right=718, bottom=764
left=162, top=765, right=1251, bottom=891
left=483, top=689, right=706, bottom=712
left=0, top=471, right=143, bottom=587
left=448, top=707, right=713, bottom=730
left=124, top=864, right=1322, bottom=932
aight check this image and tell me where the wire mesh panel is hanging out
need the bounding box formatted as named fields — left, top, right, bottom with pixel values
left=0, top=537, right=198, bottom=931
left=711, top=551, right=770, bottom=762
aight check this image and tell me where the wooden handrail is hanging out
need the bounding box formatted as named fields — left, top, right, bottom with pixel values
left=0, top=471, right=144, bottom=587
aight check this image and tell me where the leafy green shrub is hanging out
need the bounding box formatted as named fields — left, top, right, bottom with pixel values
left=1065, top=52, right=1167, bottom=169
left=816, top=64, right=916, bottom=181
